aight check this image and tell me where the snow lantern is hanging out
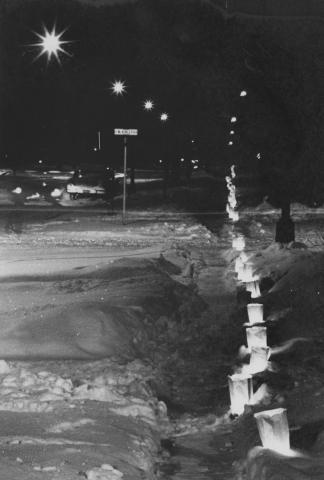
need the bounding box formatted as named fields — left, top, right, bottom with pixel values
left=247, top=303, right=264, bottom=324
left=242, top=262, right=259, bottom=283
left=248, top=346, right=269, bottom=374
left=228, top=373, right=253, bottom=415
left=246, top=281, right=261, bottom=298
left=246, top=326, right=267, bottom=350
left=254, top=408, right=290, bottom=454
left=228, top=195, right=237, bottom=209
left=232, top=235, right=245, bottom=251
left=235, top=255, right=244, bottom=273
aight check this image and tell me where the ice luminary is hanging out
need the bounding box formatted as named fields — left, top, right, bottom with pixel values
left=246, top=326, right=267, bottom=350
left=242, top=262, right=259, bottom=283
left=232, top=235, right=245, bottom=251
left=248, top=346, right=269, bottom=374
left=235, top=256, right=244, bottom=273
left=254, top=408, right=290, bottom=454
left=228, top=373, right=253, bottom=415
left=247, top=303, right=264, bottom=324
left=246, top=281, right=261, bottom=298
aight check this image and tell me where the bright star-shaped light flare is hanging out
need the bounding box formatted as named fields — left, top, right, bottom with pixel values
left=160, top=113, right=168, bottom=121
left=111, top=80, right=126, bottom=95
left=144, top=100, right=154, bottom=111
left=31, top=26, right=71, bottom=63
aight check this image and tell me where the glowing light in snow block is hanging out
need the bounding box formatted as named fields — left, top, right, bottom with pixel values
left=228, top=374, right=253, bottom=415
left=228, top=195, right=237, bottom=209
left=235, top=256, right=244, bottom=273
left=248, top=346, right=269, bottom=374
left=247, top=303, right=264, bottom=324
left=242, top=263, right=259, bottom=283
left=232, top=236, right=245, bottom=251
left=246, top=281, right=261, bottom=298
left=246, top=326, right=267, bottom=350
left=254, top=408, right=290, bottom=454
left=240, top=252, right=248, bottom=263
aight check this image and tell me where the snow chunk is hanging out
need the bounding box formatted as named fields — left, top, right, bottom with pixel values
left=86, top=464, right=123, bottom=480
left=48, top=418, right=96, bottom=433
left=0, top=360, right=11, bottom=374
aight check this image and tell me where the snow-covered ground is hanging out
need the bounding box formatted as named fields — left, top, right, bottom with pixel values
left=1, top=196, right=324, bottom=479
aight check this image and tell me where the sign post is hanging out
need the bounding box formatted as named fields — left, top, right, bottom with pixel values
left=114, top=129, right=138, bottom=224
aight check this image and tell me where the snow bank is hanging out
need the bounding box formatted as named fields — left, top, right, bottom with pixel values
left=86, top=464, right=123, bottom=480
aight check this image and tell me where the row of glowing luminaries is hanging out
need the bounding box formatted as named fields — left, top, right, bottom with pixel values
left=228, top=215, right=291, bottom=454
left=226, top=167, right=239, bottom=222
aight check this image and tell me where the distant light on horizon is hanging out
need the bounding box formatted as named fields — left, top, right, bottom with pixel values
left=111, top=80, right=126, bottom=95
left=160, top=113, right=168, bottom=121
left=257, top=152, right=261, bottom=159
left=228, top=141, right=233, bottom=146
left=230, top=116, right=237, bottom=123
left=230, top=130, right=235, bottom=135
left=240, top=90, right=247, bottom=97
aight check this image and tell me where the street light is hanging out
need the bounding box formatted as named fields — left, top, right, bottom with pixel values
left=240, top=90, right=247, bottom=97
left=31, top=26, right=71, bottom=63
left=230, top=116, right=237, bottom=123
left=228, top=141, right=233, bottom=146
left=230, top=130, right=235, bottom=135
left=111, top=80, right=126, bottom=96
left=144, top=100, right=154, bottom=111
left=160, top=113, right=168, bottom=121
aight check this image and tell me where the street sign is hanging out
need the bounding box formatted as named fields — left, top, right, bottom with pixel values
left=114, top=129, right=138, bottom=136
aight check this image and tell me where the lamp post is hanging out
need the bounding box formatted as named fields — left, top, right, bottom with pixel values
left=114, top=129, right=138, bottom=224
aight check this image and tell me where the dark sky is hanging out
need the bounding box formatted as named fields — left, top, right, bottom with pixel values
left=0, top=0, right=323, bottom=179
left=0, top=0, right=239, bottom=170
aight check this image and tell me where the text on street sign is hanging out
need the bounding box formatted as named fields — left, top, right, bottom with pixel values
left=114, top=129, right=138, bottom=136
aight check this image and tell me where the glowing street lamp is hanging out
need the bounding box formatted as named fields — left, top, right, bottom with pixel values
left=111, top=80, right=126, bottom=96
left=230, top=130, right=235, bottom=135
left=228, top=141, right=233, bottom=146
left=31, top=26, right=71, bottom=63
left=160, top=113, right=168, bottom=122
left=144, top=100, right=154, bottom=111
left=230, top=116, right=237, bottom=123
left=240, top=90, right=247, bottom=97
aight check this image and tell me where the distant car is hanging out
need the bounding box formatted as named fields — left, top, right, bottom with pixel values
left=66, top=172, right=108, bottom=199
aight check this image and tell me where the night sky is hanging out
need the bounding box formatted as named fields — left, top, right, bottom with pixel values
left=0, top=0, right=323, bottom=195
